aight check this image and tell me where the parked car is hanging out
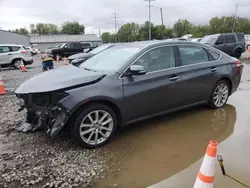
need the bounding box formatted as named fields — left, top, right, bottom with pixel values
left=190, top=38, right=202, bottom=42
left=26, top=46, right=40, bottom=56
left=68, top=43, right=115, bottom=66
left=200, top=33, right=246, bottom=58
left=47, top=42, right=95, bottom=59
left=15, top=41, right=243, bottom=148
left=0, top=44, right=33, bottom=68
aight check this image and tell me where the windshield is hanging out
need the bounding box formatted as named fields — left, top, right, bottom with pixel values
left=89, top=44, right=112, bottom=55
left=80, top=45, right=141, bottom=72
left=200, top=35, right=218, bottom=44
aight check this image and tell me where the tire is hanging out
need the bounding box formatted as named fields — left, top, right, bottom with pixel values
left=12, top=59, right=22, bottom=69
left=71, top=103, right=117, bottom=148
left=209, top=80, right=230, bottom=109
left=234, top=48, right=242, bottom=59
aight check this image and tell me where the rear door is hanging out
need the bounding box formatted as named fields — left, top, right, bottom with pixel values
left=175, top=45, right=219, bottom=105
left=122, top=45, right=185, bottom=121
left=0, top=46, right=12, bottom=65
left=224, top=34, right=237, bottom=55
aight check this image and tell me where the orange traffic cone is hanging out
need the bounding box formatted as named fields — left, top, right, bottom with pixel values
left=0, top=76, right=6, bottom=95
left=64, top=57, right=67, bottom=66
left=56, top=55, right=59, bottom=63
left=194, top=140, right=217, bottom=188
left=21, top=60, right=27, bottom=72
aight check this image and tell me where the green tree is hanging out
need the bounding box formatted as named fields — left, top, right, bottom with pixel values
left=118, top=22, right=140, bottom=42
left=34, top=23, right=59, bottom=34
left=61, top=21, right=85, bottom=35
left=11, top=28, right=29, bottom=35
left=101, top=32, right=111, bottom=43
left=173, top=19, right=192, bottom=37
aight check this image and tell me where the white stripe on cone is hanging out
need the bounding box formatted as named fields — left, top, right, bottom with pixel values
left=199, top=154, right=216, bottom=177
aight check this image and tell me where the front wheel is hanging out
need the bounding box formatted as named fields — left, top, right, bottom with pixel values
left=71, top=104, right=117, bottom=148
left=209, top=80, right=230, bottom=109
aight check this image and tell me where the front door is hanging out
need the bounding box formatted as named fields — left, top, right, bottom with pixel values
left=224, top=34, right=237, bottom=55
left=121, top=45, right=184, bottom=122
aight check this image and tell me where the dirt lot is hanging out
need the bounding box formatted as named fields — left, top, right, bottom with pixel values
left=0, top=57, right=250, bottom=188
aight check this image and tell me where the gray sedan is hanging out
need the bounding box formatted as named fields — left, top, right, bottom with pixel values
left=15, top=41, right=243, bottom=148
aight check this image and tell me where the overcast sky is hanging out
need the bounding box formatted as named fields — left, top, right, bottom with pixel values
left=0, top=0, right=250, bottom=35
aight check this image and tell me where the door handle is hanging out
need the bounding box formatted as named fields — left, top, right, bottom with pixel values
left=210, top=67, right=218, bottom=72
left=8, top=53, right=13, bottom=55
left=169, top=76, right=179, bottom=81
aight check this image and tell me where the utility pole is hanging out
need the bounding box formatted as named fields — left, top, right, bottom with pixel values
left=232, top=5, right=238, bottom=32
left=144, top=0, right=155, bottom=40
left=98, top=28, right=101, bottom=38
left=160, top=7, right=164, bottom=39
left=111, top=11, right=118, bottom=43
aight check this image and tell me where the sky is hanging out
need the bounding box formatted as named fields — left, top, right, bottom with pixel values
left=0, top=0, right=250, bottom=36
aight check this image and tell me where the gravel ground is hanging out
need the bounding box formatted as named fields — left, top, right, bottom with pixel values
left=0, top=59, right=118, bottom=188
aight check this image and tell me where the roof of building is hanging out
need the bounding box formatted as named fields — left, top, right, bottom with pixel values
left=30, top=34, right=102, bottom=43
left=0, top=29, right=30, bottom=37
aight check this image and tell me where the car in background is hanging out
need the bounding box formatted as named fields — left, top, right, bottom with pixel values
left=16, top=41, right=243, bottom=148
left=0, top=44, right=33, bottom=68
left=200, top=33, right=246, bottom=58
left=189, top=38, right=202, bottom=42
left=47, top=42, right=96, bottom=60
left=26, top=46, right=40, bottom=56
left=68, top=43, right=115, bottom=66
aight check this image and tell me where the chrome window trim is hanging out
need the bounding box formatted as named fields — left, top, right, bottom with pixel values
left=119, top=44, right=222, bottom=79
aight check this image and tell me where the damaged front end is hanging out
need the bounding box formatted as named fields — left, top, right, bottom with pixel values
left=16, top=92, right=70, bottom=137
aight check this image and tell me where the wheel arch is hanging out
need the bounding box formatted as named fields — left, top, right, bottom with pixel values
left=11, top=58, right=25, bottom=64
left=66, top=98, right=123, bottom=129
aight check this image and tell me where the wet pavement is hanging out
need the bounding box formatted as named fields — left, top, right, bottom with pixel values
left=95, top=59, right=250, bottom=188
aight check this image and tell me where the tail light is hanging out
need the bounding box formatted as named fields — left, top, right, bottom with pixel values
left=21, top=50, right=29, bottom=54
left=234, top=60, right=243, bottom=72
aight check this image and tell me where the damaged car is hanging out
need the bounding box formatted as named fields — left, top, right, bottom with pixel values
left=15, top=41, right=243, bottom=148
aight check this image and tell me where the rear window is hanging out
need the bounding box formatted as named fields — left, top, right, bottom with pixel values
left=225, top=35, right=236, bottom=43
left=236, top=33, right=245, bottom=42
left=10, top=46, right=21, bottom=51
left=207, top=50, right=220, bottom=60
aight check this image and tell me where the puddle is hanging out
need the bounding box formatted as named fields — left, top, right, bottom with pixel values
left=96, top=105, right=236, bottom=188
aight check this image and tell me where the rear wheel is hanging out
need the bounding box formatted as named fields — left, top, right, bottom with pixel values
left=12, top=59, right=22, bottom=69
left=234, top=48, right=242, bottom=59
left=209, top=80, right=230, bottom=109
left=71, top=103, right=117, bottom=148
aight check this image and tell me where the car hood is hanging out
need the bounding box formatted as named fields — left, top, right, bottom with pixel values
left=15, top=65, right=105, bottom=94
left=68, top=53, right=92, bottom=60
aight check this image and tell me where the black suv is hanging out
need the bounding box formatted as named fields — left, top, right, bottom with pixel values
left=200, top=33, right=246, bottom=58
left=47, top=42, right=95, bottom=59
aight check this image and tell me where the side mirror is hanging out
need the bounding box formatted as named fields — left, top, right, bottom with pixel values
left=127, top=65, right=147, bottom=76
left=216, top=41, right=223, bottom=45
left=64, top=45, right=67, bottom=48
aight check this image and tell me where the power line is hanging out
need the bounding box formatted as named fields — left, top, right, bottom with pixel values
left=232, top=5, right=238, bottom=32
left=144, top=0, right=155, bottom=40
left=111, top=11, right=119, bottom=43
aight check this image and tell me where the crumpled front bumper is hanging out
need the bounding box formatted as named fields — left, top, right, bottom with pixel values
left=16, top=93, right=70, bottom=137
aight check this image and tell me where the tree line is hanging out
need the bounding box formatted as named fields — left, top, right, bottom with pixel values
left=102, top=16, right=250, bottom=43
left=9, top=21, right=85, bottom=35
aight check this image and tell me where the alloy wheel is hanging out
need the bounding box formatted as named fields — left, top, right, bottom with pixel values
left=213, top=83, right=229, bottom=108
left=14, top=60, right=21, bottom=69
left=79, top=110, right=114, bottom=146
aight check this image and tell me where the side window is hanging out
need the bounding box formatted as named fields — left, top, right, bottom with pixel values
left=10, top=46, right=21, bottom=51
left=179, top=46, right=209, bottom=65
left=207, top=50, right=220, bottom=60
left=236, top=33, right=245, bottom=42
left=225, top=35, right=236, bottom=43
left=74, top=43, right=82, bottom=48
left=66, top=43, right=74, bottom=48
left=81, top=43, right=91, bottom=47
left=0, top=46, right=10, bottom=53
left=216, top=36, right=225, bottom=44
left=133, top=46, right=175, bottom=73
